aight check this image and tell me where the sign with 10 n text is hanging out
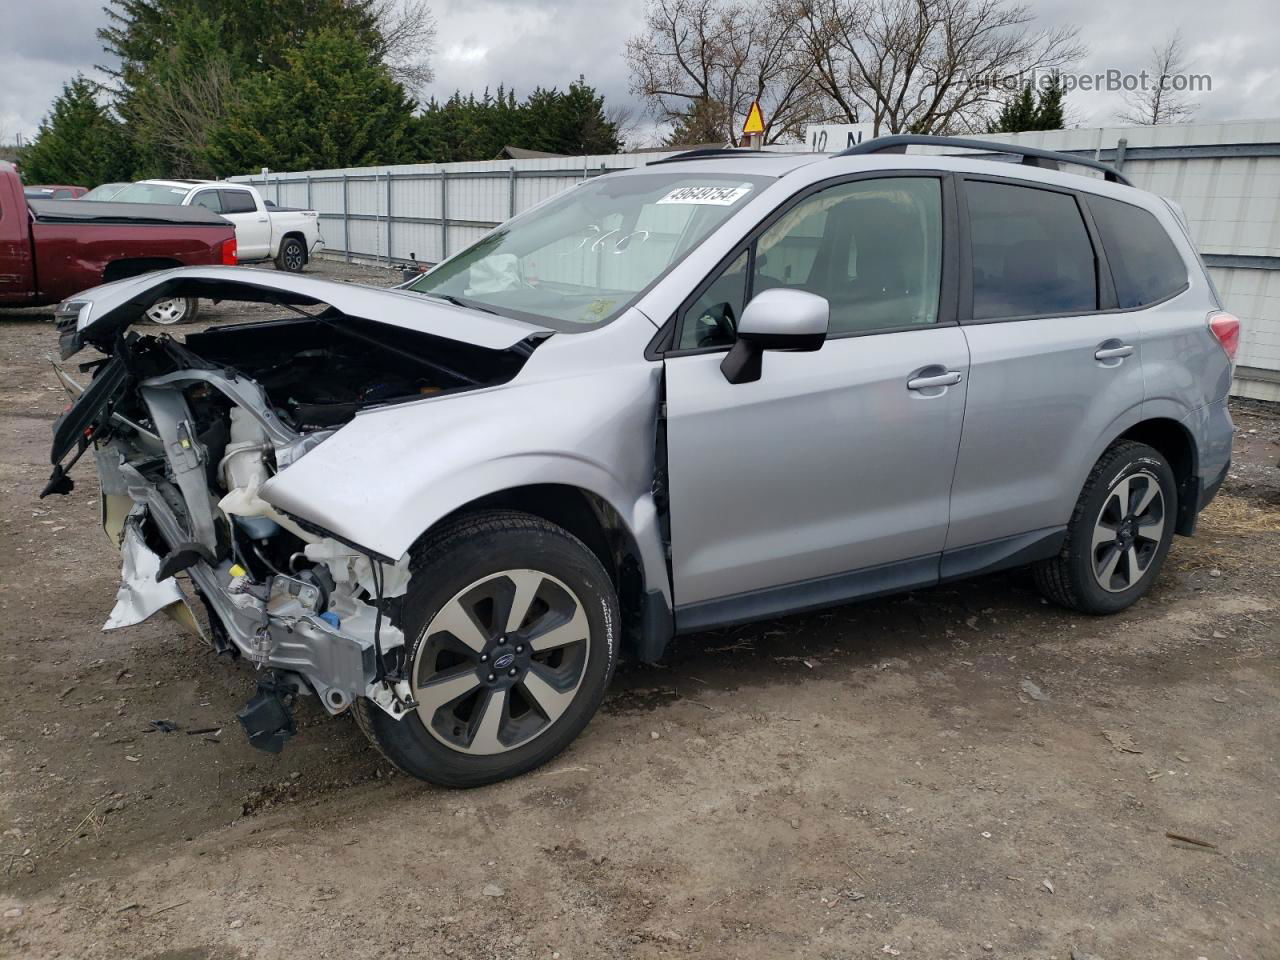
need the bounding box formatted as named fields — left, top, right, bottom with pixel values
left=805, top=124, right=877, bottom=152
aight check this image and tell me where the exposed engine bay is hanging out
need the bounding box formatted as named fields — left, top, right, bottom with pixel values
left=46, top=307, right=541, bottom=753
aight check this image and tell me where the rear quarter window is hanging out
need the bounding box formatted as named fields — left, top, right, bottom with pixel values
left=1087, top=195, right=1189, bottom=308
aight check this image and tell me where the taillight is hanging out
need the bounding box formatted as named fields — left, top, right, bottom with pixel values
left=1208, top=311, right=1240, bottom=361
left=221, top=236, right=238, bottom=266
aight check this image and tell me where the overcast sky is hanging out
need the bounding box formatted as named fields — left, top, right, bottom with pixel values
left=3, top=0, right=1278, bottom=147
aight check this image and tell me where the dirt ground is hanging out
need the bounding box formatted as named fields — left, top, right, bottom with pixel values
left=2, top=260, right=1278, bottom=960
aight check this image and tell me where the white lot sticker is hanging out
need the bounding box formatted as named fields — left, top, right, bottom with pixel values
left=657, top=184, right=752, bottom=206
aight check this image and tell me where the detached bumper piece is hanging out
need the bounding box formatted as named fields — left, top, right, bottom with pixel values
left=237, top=674, right=297, bottom=754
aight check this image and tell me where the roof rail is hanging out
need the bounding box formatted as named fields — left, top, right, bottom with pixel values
left=648, top=147, right=781, bottom=165
left=834, top=134, right=1132, bottom=186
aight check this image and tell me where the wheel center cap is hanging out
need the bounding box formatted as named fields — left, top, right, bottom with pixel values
left=492, top=652, right=516, bottom=671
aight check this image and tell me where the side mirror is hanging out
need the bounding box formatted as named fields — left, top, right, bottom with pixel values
left=720, top=288, right=829, bottom=384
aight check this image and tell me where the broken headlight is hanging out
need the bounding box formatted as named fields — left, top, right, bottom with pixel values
left=55, top=299, right=92, bottom=359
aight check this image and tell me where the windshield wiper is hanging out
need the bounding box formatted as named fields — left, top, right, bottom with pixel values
left=419, top=292, right=502, bottom=316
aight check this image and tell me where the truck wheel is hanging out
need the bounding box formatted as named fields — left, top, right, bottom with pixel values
left=354, top=510, right=618, bottom=788
left=143, top=297, right=199, bottom=325
left=1034, top=441, right=1177, bottom=614
left=275, top=237, right=306, bottom=272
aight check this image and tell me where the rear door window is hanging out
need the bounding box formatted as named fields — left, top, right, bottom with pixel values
left=966, top=181, right=1097, bottom=320
left=191, top=191, right=223, bottom=213
left=1087, top=195, right=1188, bottom=307
left=219, top=190, right=256, bottom=214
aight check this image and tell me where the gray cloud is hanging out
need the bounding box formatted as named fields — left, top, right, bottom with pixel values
left=2, top=0, right=1276, bottom=147
left=1030, top=0, right=1280, bottom=123
left=0, top=0, right=115, bottom=142
left=423, top=1, right=645, bottom=111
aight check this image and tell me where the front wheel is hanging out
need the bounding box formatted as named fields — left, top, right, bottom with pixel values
left=354, top=511, right=618, bottom=788
left=1034, top=440, right=1177, bottom=614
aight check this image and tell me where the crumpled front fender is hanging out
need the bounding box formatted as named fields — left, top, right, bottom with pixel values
left=259, top=331, right=669, bottom=601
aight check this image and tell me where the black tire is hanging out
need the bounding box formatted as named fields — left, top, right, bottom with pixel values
left=354, top=510, right=618, bottom=788
left=1034, top=440, right=1178, bottom=614
left=274, top=236, right=306, bottom=272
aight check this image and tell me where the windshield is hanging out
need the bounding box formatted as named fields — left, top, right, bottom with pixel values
left=82, top=183, right=130, bottom=201
left=110, top=182, right=193, bottom=205
left=406, top=172, right=769, bottom=330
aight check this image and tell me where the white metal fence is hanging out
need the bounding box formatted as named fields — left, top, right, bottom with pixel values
left=232, top=152, right=691, bottom=267
left=231, top=120, right=1280, bottom=401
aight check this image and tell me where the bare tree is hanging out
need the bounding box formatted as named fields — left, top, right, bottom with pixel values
left=1116, top=30, right=1198, bottom=125
left=127, top=55, right=235, bottom=177
left=605, top=103, right=646, bottom=149
left=367, top=0, right=438, bottom=96
left=626, top=0, right=826, bottom=145
left=789, top=0, right=1084, bottom=135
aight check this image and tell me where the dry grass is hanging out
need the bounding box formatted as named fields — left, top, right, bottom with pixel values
left=1169, top=493, right=1280, bottom=573
left=1198, top=494, right=1280, bottom=536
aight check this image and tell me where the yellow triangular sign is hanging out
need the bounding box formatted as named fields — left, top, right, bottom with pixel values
left=743, top=101, right=765, bottom=136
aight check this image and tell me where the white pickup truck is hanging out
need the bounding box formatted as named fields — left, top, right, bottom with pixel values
left=110, top=180, right=324, bottom=272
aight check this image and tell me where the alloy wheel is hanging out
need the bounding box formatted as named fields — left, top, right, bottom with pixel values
left=283, top=242, right=304, bottom=271
left=1090, top=470, right=1166, bottom=592
left=412, top=569, right=591, bottom=755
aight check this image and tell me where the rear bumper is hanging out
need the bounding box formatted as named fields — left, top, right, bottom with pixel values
left=1199, top=457, right=1230, bottom=511
left=1175, top=396, right=1233, bottom=535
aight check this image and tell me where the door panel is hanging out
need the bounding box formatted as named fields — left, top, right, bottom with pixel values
left=947, top=177, right=1146, bottom=550
left=0, top=186, right=36, bottom=304
left=218, top=190, right=270, bottom=259
left=948, top=318, right=1143, bottom=549
left=665, top=326, right=969, bottom=606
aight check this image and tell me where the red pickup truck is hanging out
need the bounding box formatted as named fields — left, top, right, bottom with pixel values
left=0, top=162, right=236, bottom=323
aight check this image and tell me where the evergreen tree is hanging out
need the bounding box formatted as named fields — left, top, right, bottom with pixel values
left=416, top=87, right=525, bottom=162
left=99, top=0, right=385, bottom=83
left=413, top=78, right=620, bottom=161
left=96, top=0, right=427, bottom=175
left=20, top=75, right=134, bottom=185
left=664, top=97, right=729, bottom=145
left=121, top=8, right=238, bottom=177
left=1033, top=72, right=1066, bottom=130
left=990, top=84, right=1038, bottom=133
left=522, top=78, right=621, bottom=155
left=990, top=73, right=1067, bottom=133
left=206, top=27, right=415, bottom=174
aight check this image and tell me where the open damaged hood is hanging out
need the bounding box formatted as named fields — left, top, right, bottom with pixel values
left=59, top=265, right=551, bottom=357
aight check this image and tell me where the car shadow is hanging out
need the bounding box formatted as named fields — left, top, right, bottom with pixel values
left=605, top=568, right=1053, bottom=710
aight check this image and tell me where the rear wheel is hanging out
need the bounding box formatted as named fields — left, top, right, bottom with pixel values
left=274, top=237, right=306, bottom=272
left=354, top=510, right=618, bottom=787
left=143, top=296, right=199, bottom=325
left=1034, top=441, right=1177, bottom=614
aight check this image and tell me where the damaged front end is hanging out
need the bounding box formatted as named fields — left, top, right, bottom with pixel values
left=47, top=280, right=545, bottom=753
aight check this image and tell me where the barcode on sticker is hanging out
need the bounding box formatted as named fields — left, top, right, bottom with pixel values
left=656, top=185, right=752, bottom=206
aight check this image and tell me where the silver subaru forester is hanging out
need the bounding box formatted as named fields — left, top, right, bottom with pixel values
left=48, top=136, right=1237, bottom=786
